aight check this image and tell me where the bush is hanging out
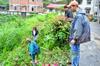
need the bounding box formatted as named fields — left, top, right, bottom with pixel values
left=52, top=20, right=70, bottom=47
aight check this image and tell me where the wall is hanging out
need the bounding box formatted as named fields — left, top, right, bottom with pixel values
left=79, top=0, right=97, bottom=15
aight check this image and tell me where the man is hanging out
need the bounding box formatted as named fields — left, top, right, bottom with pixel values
left=64, top=4, right=73, bottom=22
left=64, top=4, right=73, bottom=18
left=69, top=1, right=91, bottom=66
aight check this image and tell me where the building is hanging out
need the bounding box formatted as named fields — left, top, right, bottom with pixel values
left=96, top=0, right=100, bottom=23
left=79, top=0, right=97, bottom=15
left=9, top=0, right=43, bottom=13
left=46, top=3, right=65, bottom=15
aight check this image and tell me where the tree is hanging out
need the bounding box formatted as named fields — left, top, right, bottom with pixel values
left=43, top=0, right=53, bottom=7
left=0, top=0, right=8, bottom=5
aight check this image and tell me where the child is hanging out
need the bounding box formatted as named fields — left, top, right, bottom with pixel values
left=32, top=27, right=38, bottom=41
left=26, top=38, right=40, bottom=66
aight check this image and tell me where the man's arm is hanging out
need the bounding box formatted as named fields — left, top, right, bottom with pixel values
left=73, top=15, right=83, bottom=40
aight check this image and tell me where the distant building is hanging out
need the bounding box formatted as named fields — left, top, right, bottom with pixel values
left=96, top=0, right=100, bottom=23
left=9, top=0, right=43, bottom=13
left=79, top=0, right=97, bottom=15
left=46, top=4, right=65, bottom=15
left=47, top=4, right=65, bottom=12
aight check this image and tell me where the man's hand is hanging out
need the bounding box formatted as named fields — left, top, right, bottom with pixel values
left=67, top=18, right=73, bottom=22
left=70, top=39, right=75, bottom=44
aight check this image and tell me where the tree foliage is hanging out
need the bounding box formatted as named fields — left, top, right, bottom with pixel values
left=0, top=0, right=8, bottom=5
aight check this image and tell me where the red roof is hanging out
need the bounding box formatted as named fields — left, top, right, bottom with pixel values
left=47, top=4, right=65, bottom=8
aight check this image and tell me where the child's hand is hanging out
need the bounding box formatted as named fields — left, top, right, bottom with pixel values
left=29, top=53, right=31, bottom=56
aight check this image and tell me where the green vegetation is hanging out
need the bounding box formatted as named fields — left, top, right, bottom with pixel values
left=0, top=13, right=70, bottom=66
left=0, top=0, right=8, bottom=5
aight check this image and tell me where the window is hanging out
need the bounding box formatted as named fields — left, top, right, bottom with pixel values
left=85, top=7, right=91, bottom=14
left=86, top=9, right=90, bottom=14
left=49, top=8, right=53, bottom=12
left=87, top=0, right=92, bottom=4
left=14, top=6, right=17, bottom=10
left=32, top=7, right=34, bottom=11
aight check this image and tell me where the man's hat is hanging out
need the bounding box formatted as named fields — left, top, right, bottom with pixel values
left=68, top=0, right=79, bottom=7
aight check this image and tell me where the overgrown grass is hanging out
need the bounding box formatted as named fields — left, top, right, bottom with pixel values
left=0, top=13, right=70, bottom=66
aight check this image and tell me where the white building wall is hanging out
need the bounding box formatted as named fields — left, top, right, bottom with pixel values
left=79, top=0, right=97, bottom=15
left=96, top=0, right=100, bottom=23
